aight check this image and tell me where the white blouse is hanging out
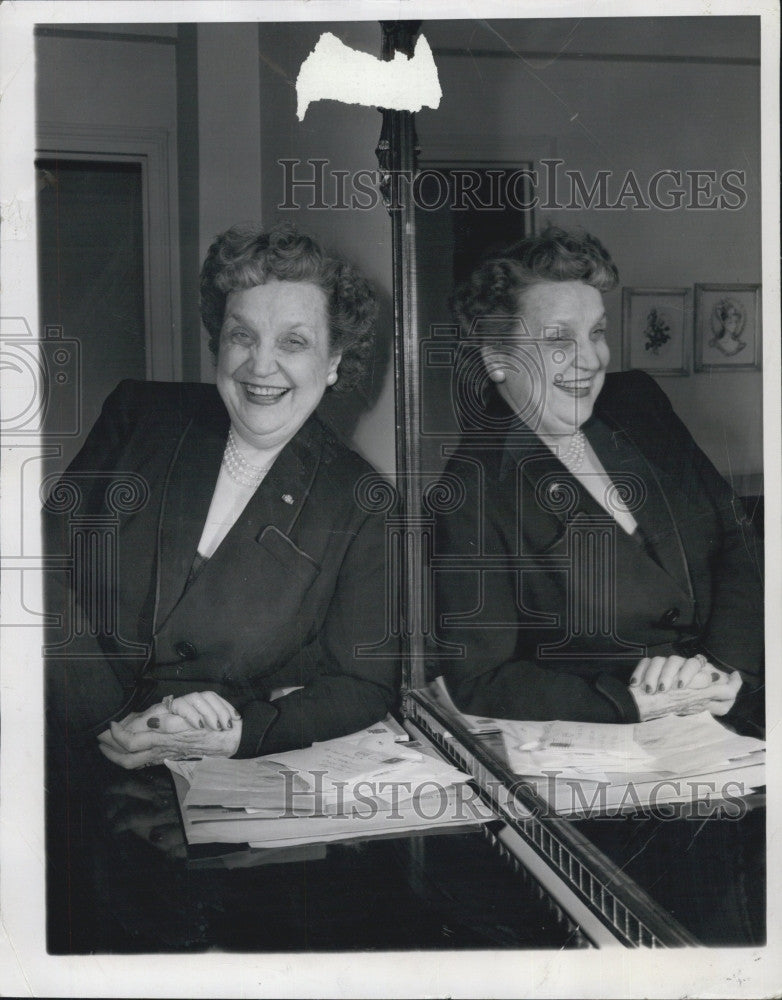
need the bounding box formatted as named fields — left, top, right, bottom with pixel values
left=196, top=434, right=286, bottom=559
left=545, top=432, right=639, bottom=536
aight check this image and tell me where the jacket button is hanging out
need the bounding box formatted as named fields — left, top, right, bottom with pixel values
left=660, top=607, right=680, bottom=627
left=174, top=640, right=197, bottom=660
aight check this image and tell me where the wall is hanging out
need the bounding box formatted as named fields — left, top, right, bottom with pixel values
left=195, top=24, right=263, bottom=381
left=187, top=21, right=396, bottom=474
left=35, top=18, right=763, bottom=485
left=35, top=27, right=183, bottom=376
left=256, top=21, right=397, bottom=475
left=34, top=22, right=397, bottom=475
left=35, top=28, right=178, bottom=132
left=417, top=17, right=762, bottom=488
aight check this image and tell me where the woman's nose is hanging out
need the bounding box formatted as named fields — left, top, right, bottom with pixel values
left=248, top=340, right=278, bottom=376
left=574, top=335, right=602, bottom=371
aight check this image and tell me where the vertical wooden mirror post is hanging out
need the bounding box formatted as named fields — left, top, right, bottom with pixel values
left=376, top=21, right=426, bottom=698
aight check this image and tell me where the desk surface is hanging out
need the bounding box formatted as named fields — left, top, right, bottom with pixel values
left=47, top=753, right=583, bottom=953
left=46, top=724, right=765, bottom=953
left=406, top=693, right=765, bottom=948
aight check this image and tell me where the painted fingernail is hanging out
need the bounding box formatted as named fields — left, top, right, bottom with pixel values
left=198, top=719, right=204, bottom=728
left=657, top=683, right=665, bottom=692
left=227, top=719, right=233, bottom=729
left=677, top=680, right=684, bottom=689
left=712, top=671, right=720, bottom=682
left=644, top=684, right=652, bottom=694
left=217, top=721, right=223, bottom=731
left=147, top=717, right=160, bottom=729
left=629, top=678, right=637, bottom=686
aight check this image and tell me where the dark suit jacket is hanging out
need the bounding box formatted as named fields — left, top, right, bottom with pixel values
left=434, top=371, right=763, bottom=724
left=44, top=380, right=399, bottom=756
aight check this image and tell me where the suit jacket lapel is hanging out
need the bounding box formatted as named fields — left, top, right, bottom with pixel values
left=505, top=427, right=614, bottom=538
left=504, top=415, right=693, bottom=603
left=155, top=405, right=228, bottom=628
left=155, top=415, right=323, bottom=629
left=191, top=419, right=322, bottom=587
left=588, top=405, right=694, bottom=601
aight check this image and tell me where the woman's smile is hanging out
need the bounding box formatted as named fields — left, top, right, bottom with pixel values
left=554, top=376, right=595, bottom=397
left=239, top=381, right=291, bottom=403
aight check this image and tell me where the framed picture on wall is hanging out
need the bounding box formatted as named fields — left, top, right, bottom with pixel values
left=694, top=283, right=762, bottom=371
left=621, top=288, right=691, bottom=375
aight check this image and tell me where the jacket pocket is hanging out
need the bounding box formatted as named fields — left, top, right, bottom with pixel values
left=255, top=524, right=321, bottom=586
left=528, top=509, right=600, bottom=556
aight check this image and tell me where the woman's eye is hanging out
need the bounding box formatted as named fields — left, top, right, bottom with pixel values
left=228, top=328, right=252, bottom=344
left=282, top=334, right=307, bottom=350
left=591, top=328, right=607, bottom=341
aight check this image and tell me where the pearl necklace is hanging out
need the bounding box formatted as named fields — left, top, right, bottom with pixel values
left=558, top=429, right=586, bottom=471
left=222, top=428, right=272, bottom=487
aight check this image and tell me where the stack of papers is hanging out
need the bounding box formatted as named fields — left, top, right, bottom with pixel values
left=167, top=716, right=494, bottom=848
left=423, top=679, right=765, bottom=816
left=497, top=712, right=765, bottom=815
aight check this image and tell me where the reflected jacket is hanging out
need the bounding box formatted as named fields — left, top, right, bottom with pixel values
left=434, top=371, right=763, bottom=724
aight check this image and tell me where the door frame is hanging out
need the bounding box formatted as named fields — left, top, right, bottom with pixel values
left=36, top=122, right=181, bottom=381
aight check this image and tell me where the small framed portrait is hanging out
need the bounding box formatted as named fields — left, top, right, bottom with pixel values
left=622, top=288, right=691, bottom=375
left=694, top=283, right=762, bottom=371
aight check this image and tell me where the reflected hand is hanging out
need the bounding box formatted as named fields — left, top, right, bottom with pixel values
left=103, top=771, right=186, bottom=859
left=630, top=667, right=742, bottom=721
left=629, top=655, right=730, bottom=694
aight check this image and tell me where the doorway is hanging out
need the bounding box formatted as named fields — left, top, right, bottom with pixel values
left=37, top=158, right=146, bottom=476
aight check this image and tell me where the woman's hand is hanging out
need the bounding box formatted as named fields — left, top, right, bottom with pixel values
left=97, top=700, right=242, bottom=769
left=158, top=691, right=241, bottom=732
left=112, top=692, right=240, bottom=734
left=629, top=654, right=728, bottom=694
left=629, top=665, right=742, bottom=721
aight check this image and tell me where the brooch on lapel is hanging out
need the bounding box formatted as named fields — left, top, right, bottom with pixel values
left=281, top=494, right=295, bottom=505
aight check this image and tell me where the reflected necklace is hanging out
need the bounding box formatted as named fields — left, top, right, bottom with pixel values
left=559, top=429, right=586, bottom=471
left=222, top=428, right=271, bottom=487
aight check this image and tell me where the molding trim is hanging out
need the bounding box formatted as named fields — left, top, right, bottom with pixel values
left=35, top=27, right=177, bottom=46
left=433, top=47, right=759, bottom=67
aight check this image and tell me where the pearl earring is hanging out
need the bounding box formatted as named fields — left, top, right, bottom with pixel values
left=327, top=371, right=338, bottom=386
left=489, top=368, right=506, bottom=384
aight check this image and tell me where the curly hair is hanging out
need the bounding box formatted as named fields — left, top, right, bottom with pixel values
left=451, top=225, right=619, bottom=338
left=200, top=222, right=377, bottom=393
left=711, top=297, right=746, bottom=339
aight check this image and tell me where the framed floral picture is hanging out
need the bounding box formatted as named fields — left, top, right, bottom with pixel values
left=621, top=288, right=691, bottom=375
left=694, top=283, right=762, bottom=371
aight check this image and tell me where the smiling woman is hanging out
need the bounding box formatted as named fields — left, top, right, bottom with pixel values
left=433, top=226, right=763, bottom=731
left=44, top=222, right=399, bottom=769
left=478, top=280, right=610, bottom=437
left=216, top=280, right=339, bottom=452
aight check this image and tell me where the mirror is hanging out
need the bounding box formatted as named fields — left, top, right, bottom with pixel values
left=389, top=15, right=766, bottom=946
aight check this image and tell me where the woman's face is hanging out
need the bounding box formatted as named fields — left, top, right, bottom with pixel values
left=487, top=280, right=609, bottom=436
left=723, top=307, right=742, bottom=337
left=216, top=279, right=340, bottom=450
